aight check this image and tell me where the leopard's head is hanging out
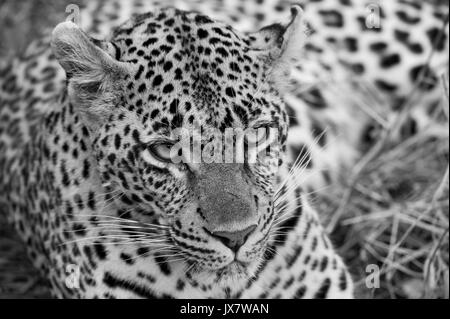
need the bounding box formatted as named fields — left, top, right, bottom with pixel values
left=51, top=6, right=306, bottom=286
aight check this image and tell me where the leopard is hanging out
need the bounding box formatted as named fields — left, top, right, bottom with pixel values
left=0, top=0, right=448, bottom=299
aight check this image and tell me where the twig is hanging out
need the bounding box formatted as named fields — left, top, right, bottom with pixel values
left=423, top=225, right=450, bottom=298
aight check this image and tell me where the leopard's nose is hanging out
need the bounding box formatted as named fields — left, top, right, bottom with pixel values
left=212, top=225, right=256, bottom=252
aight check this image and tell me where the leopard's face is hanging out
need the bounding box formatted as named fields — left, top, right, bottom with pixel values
left=52, top=6, right=305, bottom=285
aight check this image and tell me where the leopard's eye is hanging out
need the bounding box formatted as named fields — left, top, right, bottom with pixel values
left=148, top=142, right=175, bottom=163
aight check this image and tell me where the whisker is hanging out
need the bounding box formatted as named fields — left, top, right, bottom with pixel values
left=274, top=129, right=329, bottom=201
left=274, top=182, right=331, bottom=208
left=71, top=223, right=169, bottom=232
left=64, top=222, right=164, bottom=229
left=63, top=228, right=168, bottom=239
left=99, top=192, right=124, bottom=211
left=124, top=246, right=176, bottom=261
left=274, top=150, right=310, bottom=196
left=184, top=261, right=198, bottom=274
left=272, top=203, right=303, bottom=224
left=274, top=157, right=317, bottom=203
left=70, top=214, right=170, bottom=229
left=60, top=236, right=169, bottom=246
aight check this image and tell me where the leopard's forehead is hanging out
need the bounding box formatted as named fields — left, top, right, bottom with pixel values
left=110, top=8, right=284, bottom=135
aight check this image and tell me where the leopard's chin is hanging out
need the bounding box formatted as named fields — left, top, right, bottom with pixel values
left=216, top=261, right=248, bottom=278
left=189, top=260, right=260, bottom=287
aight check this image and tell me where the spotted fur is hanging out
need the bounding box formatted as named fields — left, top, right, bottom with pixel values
left=0, top=0, right=448, bottom=299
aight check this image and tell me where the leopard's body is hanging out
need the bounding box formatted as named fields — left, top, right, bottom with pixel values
left=0, top=0, right=448, bottom=299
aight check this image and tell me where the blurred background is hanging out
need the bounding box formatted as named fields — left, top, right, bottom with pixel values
left=0, top=0, right=449, bottom=299
left=0, top=0, right=84, bottom=59
left=0, top=0, right=82, bottom=299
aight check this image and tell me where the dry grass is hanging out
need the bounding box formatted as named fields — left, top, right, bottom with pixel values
left=318, top=67, right=449, bottom=299
left=323, top=126, right=449, bottom=298
left=0, top=0, right=449, bottom=299
left=319, top=11, right=449, bottom=297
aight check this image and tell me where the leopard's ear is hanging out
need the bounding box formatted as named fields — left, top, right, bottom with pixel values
left=249, top=5, right=307, bottom=88
left=51, top=22, right=132, bottom=124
